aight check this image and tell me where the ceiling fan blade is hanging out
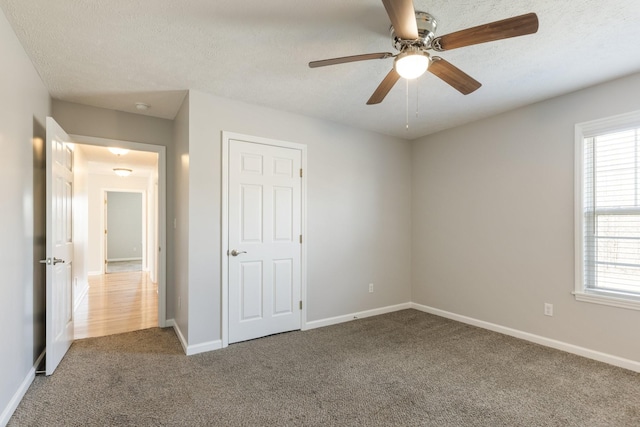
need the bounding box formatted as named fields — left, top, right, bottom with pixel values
left=432, top=13, right=539, bottom=51
left=382, top=0, right=419, bottom=40
left=309, top=52, right=394, bottom=68
left=428, top=57, right=481, bottom=95
left=367, top=68, right=401, bottom=105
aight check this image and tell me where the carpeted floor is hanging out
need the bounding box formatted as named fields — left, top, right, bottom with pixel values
left=9, top=310, right=640, bottom=426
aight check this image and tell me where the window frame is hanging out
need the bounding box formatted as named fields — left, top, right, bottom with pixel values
left=574, top=110, right=640, bottom=311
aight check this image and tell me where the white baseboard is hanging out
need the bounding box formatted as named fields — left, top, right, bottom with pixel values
left=73, top=283, right=89, bottom=312
left=107, top=257, right=142, bottom=262
left=304, top=302, right=411, bottom=330
left=168, top=319, right=222, bottom=356
left=88, top=271, right=102, bottom=276
left=410, top=303, right=640, bottom=373
left=169, top=319, right=187, bottom=354
left=0, top=350, right=44, bottom=427
left=185, top=339, right=223, bottom=356
left=170, top=302, right=640, bottom=373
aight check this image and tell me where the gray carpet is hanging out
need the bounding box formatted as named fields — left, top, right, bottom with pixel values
left=9, top=310, right=640, bottom=426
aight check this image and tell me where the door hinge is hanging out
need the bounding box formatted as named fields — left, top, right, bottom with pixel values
left=104, top=229, right=107, bottom=234
left=104, top=259, right=107, bottom=264
left=300, top=168, right=303, bottom=178
left=299, top=234, right=302, bottom=244
left=299, top=300, right=302, bottom=310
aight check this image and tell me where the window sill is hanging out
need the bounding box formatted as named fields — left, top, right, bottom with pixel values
left=573, top=291, right=640, bottom=311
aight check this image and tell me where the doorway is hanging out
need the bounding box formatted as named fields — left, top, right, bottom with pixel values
left=70, top=136, right=166, bottom=339
left=105, top=191, right=144, bottom=274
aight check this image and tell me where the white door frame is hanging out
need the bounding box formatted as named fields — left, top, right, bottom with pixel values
left=70, top=134, right=168, bottom=328
left=221, top=131, right=308, bottom=348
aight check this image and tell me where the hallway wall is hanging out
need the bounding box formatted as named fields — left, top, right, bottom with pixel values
left=0, top=7, right=50, bottom=425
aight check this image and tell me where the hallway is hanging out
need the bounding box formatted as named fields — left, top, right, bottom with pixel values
left=74, top=271, right=158, bottom=339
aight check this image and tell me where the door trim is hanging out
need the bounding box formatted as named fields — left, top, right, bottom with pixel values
left=221, top=131, right=307, bottom=348
left=69, top=134, right=168, bottom=328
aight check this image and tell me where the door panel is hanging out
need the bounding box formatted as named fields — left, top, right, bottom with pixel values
left=273, top=187, right=293, bottom=241
left=241, top=185, right=263, bottom=243
left=45, top=117, right=74, bottom=375
left=273, top=259, right=293, bottom=315
left=240, top=261, right=263, bottom=321
left=228, top=139, right=302, bottom=343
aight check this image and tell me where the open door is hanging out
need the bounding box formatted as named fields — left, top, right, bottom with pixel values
left=44, top=117, right=74, bottom=375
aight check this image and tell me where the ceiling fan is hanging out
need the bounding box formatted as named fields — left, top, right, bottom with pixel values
left=309, top=0, right=539, bottom=105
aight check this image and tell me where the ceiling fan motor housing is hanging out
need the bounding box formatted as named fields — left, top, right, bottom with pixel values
left=390, top=11, right=437, bottom=51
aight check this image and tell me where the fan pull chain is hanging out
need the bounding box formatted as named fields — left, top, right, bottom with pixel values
left=405, top=79, right=409, bottom=131
left=416, top=81, right=419, bottom=118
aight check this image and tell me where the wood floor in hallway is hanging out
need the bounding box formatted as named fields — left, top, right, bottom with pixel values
left=74, top=271, right=158, bottom=339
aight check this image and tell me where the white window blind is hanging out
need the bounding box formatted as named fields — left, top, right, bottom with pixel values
left=582, top=128, right=640, bottom=297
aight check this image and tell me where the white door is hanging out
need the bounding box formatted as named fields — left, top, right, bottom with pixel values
left=45, top=117, right=74, bottom=375
left=228, top=139, right=302, bottom=343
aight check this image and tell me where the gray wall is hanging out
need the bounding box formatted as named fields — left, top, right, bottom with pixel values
left=172, top=94, right=189, bottom=335
left=0, top=7, right=50, bottom=424
left=107, top=191, right=143, bottom=261
left=411, top=72, right=640, bottom=363
left=52, top=101, right=175, bottom=147
left=179, top=90, right=413, bottom=347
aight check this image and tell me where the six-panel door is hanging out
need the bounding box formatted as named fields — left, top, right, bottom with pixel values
left=45, top=117, right=74, bottom=375
left=228, top=139, right=302, bottom=343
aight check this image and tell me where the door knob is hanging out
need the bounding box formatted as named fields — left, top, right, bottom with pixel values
left=230, top=249, right=247, bottom=257
left=39, top=257, right=66, bottom=265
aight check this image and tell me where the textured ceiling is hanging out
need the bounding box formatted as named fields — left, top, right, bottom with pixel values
left=3, top=0, right=640, bottom=139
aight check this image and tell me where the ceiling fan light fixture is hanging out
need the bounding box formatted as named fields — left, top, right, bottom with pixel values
left=113, top=168, right=133, bottom=177
left=394, top=49, right=430, bottom=79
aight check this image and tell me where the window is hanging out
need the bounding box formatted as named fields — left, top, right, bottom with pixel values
left=575, top=111, right=640, bottom=310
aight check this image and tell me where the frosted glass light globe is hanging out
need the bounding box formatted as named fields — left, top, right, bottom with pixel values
left=113, top=168, right=133, bottom=177
left=395, top=50, right=430, bottom=79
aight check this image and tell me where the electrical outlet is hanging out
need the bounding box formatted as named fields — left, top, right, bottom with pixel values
left=369, top=283, right=374, bottom=293
left=544, top=303, right=553, bottom=316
